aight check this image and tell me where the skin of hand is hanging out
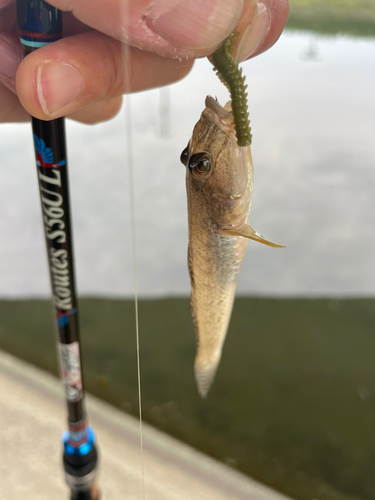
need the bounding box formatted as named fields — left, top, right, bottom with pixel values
left=0, top=0, right=289, bottom=124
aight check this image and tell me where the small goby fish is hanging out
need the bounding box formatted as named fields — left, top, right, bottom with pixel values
left=181, top=96, right=284, bottom=398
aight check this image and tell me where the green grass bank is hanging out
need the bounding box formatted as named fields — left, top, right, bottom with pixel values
left=287, top=0, right=375, bottom=37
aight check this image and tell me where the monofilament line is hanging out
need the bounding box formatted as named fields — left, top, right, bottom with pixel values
left=125, top=94, right=146, bottom=500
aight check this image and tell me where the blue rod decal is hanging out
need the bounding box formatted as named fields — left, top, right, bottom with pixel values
left=20, top=38, right=49, bottom=48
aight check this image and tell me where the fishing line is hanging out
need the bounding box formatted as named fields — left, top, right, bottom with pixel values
left=121, top=2, right=146, bottom=492
left=124, top=93, right=146, bottom=500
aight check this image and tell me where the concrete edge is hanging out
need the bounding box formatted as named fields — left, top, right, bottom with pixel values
left=0, top=348, right=292, bottom=500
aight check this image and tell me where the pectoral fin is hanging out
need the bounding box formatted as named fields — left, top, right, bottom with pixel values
left=220, top=224, right=285, bottom=248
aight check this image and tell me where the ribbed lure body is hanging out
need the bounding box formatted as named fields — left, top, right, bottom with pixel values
left=212, top=33, right=252, bottom=147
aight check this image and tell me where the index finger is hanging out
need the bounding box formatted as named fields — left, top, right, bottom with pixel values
left=44, top=0, right=245, bottom=59
left=0, top=0, right=13, bottom=8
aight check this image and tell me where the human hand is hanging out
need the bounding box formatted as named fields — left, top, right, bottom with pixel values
left=0, top=0, right=289, bottom=124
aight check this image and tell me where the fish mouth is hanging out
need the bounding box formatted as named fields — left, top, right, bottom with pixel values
left=205, top=96, right=232, bottom=121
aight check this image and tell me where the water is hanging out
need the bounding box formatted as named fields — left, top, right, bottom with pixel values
left=2, top=296, right=375, bottom=500
left=1, top=31, right=375, bottom=298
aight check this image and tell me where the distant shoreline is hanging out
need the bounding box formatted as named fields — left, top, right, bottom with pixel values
left=287, top=0, right=375, bottom=37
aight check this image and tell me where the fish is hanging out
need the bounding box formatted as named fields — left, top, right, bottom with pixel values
left=181, top=96, right=284, bottom=398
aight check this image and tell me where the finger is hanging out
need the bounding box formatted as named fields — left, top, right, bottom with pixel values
left=0, top=82, right=28, bottom=122
left=68, top=95, right=123, bottom=124
left=16, top=30, right=193, bottom=120
left=0, top=1, right=17, bottom=32
left=0, top=76, right=122, bottom=124
left=0, top=30, right=124, bottom=124
left=61, top=12, right=93, bottom=37
left=45, top=0, right=244, bottom=59
left=0, top=0, right=14, bottom=13
left=235, top=0, right=289, bottom=62
left=0, top=33, right=23, bottom=93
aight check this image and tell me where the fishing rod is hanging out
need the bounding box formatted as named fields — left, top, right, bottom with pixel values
left=16, top=1, right=99, bottom=498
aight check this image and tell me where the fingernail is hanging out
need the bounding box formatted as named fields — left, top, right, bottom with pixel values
left=236, top=2, right=271, bottom=62
left=0, top=35, right=21, bottom=85
left=147, top=0, right=243, bottom=51
left=37, top=63, right=84, bottom=116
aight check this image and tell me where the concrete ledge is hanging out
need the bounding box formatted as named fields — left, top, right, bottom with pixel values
left=0, top=349, right=291, bottom=500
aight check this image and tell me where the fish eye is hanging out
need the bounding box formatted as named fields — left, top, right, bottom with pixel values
left=180, top=145, right=189, bottom=166
left=188, top=152, right=212, bottom=177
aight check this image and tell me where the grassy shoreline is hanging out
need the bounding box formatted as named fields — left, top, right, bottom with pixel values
left=287, top=0, right=375, bottom=37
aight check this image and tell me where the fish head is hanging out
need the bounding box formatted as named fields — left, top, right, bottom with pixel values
left=181, top=96, right=253, bottom=228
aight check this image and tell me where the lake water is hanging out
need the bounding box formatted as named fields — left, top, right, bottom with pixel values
left=0, top=31, right=375, bottom=298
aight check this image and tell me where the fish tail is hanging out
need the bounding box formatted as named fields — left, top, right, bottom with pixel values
left=194, top=357, right=221, bottom=398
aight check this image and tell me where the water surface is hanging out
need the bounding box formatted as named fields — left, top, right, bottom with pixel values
left=1, top=297, right=375, bottom=500
left=0, top=32, right=374, bottom=298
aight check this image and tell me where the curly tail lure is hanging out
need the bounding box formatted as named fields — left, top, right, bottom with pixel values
left=212, top=33, right=252, bottom=147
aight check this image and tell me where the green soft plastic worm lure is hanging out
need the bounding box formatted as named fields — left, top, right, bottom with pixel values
left=212, top=33, right=252, bottom=147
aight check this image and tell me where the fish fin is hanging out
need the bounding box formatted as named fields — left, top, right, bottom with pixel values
left=220, top=224, right=286, bottom=248
left=194, top=359, right=220, bottom=398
